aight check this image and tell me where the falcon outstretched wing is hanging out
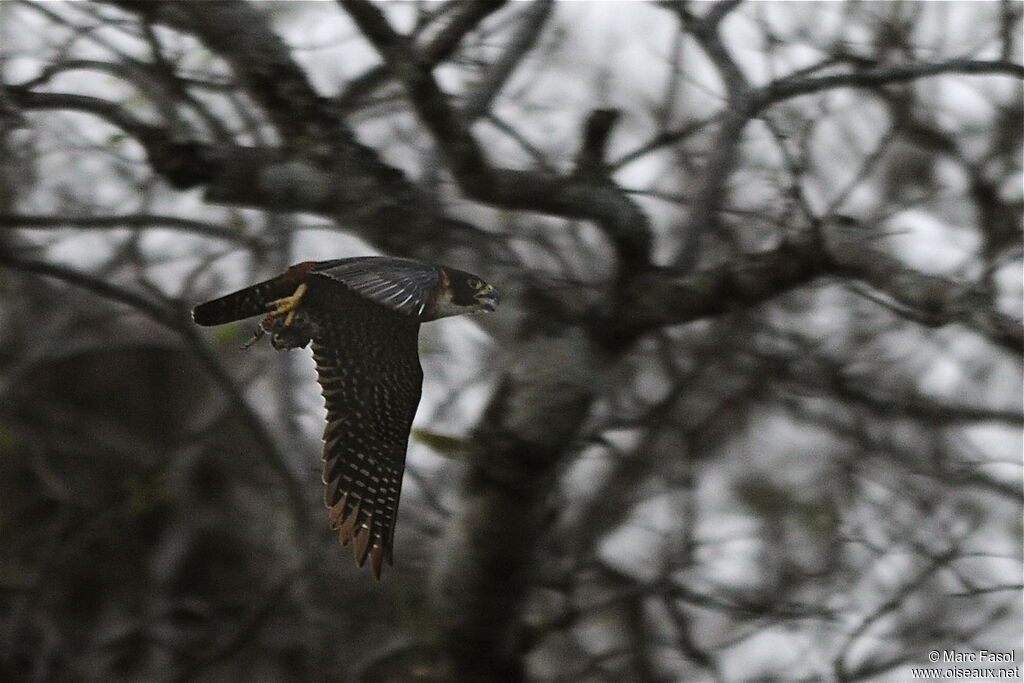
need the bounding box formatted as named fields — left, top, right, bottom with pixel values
left=302, top=275, right=423, bottom=578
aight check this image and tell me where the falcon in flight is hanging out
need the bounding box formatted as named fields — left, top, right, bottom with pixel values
left=192, top=257, right=498, bottom=578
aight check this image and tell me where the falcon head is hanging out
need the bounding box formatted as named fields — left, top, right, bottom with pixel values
left=428, top=267, right=499, bottom=320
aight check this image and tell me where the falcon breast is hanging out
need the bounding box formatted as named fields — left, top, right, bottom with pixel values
left=192, top=256, right=498, bottom=578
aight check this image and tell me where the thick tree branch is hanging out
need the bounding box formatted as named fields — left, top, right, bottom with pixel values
left=574, top=109, right=621, bottom=175
left=6, top=88, right=160, bottom=141
left=13, top=54, right=230, bottom=141
left=339, top=0, right=653, bottom=270
left=614, top=232, right=828, bottom=336
left=433, top=330, right=608, bottom=682
left=21, top=3, right=524, bottom=275
left=102, top=0, right=336, bottom=146
left=15, top=93, right=359, bottom=212
left=101, top=0, right=437, bottom=217
left=826, top=231, right=1024, bottom=355
left=6, top=86, right=226, bottom=188
left=614, top=227, right=1024, bottom=355
left=8, top=3, right=540, bottom=284
left=7, top=84, right=510, bottom=278
left=6, top=88, right=323, bottom=201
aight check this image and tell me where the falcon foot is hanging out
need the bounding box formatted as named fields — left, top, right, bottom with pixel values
left=266, top=283, right=308, bottom=327
left=269, top=322, right=313, bottom=350
left=259, top=308, right=314, bottom=350
left=241, top=315, right=313, bottom=350
left=241, top=282, right=315, bottom=350
left=243, top=315, right=313, bottom=350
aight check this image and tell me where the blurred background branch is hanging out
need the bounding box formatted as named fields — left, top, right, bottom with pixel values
left=1, top=1, right=1020, bottom=681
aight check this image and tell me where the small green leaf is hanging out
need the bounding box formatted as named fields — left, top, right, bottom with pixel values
left=124, top=475, right=150, bottom=512
left=410, top=428, right=466, bottom=459
left=0, top=425, right=17, bottom=453
left=123, top=473, right=168, bottom=513
left=735, top=479, right=793, bottom=516
left=391, top=586, right=439, bottom=648
left=736, top=478, right=839, bottom=534
left=213, top=322, right=248, bottom=348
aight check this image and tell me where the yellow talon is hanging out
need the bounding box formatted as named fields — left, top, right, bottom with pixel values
left=266, top=283, right=308, bottom=326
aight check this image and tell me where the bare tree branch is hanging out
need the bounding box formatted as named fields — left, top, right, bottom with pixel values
left=0, top=254, right=314, bottom=534
left=679, top=0, right=751, bottom=98
left=662, top=1, right=1024, bottom=274
left=672, top=1, right=757, bottom=269
left=613, top=224, right=1024, bottom=355
left=338, top=0, right=653, bottom=271
left=165, top=562, right=308, bottom=683
left=6, top=3, right=1018, bottom=680
left=101, top=0, right=341, bottom=147
left=0, top=213, right=253, bottom=245
left=832, top=548, right=957, bottom=681
left=336, top=0, right=509, bottom=111
left=461, top=0, right=553, bottom=119
left=433, top=331, right=608, bottom=682
left=6, top=87, right=160, bottom=139
left=825, top=222, right=1024, bottom=355
left=758, top=58, right=1024, bottom=111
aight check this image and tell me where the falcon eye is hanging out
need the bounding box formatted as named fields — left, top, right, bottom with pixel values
left=467, top=277, right=482, bottom=290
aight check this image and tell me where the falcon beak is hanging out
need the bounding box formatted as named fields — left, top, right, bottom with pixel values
left=476, top=284, right=499, bottom=312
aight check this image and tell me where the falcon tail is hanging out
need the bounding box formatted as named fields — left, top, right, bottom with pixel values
left=192, top=277, right=298, bottom=326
